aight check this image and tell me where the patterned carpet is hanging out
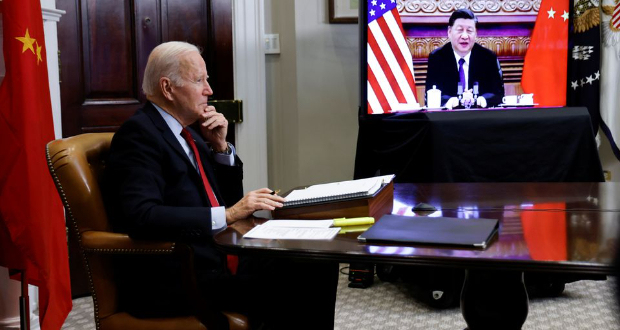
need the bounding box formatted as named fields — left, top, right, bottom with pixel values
left=62, top=268, right=620, bottom=330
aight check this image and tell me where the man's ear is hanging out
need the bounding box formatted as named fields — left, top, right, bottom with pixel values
left=447, top=26, right=451, bottom=37
left=160, top=77, right=174, bottom=101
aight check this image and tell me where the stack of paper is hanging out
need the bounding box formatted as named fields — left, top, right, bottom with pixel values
left=243, top=220, right=339, bottom=240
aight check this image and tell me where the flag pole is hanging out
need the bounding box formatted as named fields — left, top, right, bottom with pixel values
left=19, top=269, right=30, bottom=330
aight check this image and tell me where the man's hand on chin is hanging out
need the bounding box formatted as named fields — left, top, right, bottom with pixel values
left=200, top=105, right=229, bottom=151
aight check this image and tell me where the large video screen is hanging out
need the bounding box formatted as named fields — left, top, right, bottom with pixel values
left=361, top=0, right=569, bottom=114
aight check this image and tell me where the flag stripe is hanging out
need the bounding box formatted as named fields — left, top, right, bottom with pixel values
left=368, top=20, right=413, bottom=103
left=377, top=13, right=416, bottom=102
left=368, top=40, right=404, bottom=108
left=384, top=11, right=415, bottom=75
left=368, top=27, right=407, bottom=103
left=368, top=64, right=391, bottom=113
left=367, top=85, right=385, bottom=114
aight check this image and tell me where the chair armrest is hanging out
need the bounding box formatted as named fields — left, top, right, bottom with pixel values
left=81, top=231, right=175, bottom=254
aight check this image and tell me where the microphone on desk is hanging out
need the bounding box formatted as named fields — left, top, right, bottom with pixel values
left=456, top=83, right=464, bottom=109
left=473, top=82, right=479, bottom=108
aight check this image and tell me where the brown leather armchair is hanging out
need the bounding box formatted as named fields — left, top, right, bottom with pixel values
left=46, top=133, right=248, bottom=330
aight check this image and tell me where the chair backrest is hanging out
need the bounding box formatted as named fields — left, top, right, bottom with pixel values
left=46, top=133, right=211, bottom=330
left=46, top=133, right=117, bottom=327
left=47, top=133, right=114, bottom=235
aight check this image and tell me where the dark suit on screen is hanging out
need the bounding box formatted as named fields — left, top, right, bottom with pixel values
left=104, top=101, right=338, bottom=329
left=426, top=42, right=504, bottom=107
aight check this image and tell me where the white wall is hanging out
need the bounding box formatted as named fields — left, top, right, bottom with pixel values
left=265, top=0, right=360, bottom=192
left=598, top=130, right=620, bottom=182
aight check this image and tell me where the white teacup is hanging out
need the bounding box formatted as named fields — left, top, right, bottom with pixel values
left=502, top=95, right=518, bottom=105
left=519, top=93, right=534, bottom=105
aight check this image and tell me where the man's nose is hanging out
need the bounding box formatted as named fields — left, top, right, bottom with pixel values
left=204, top=82, right=213, bottom=95
left=460, top=32, right=469, bottom=39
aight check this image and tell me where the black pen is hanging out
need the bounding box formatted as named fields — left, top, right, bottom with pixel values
left=270, top=189, right=280, bottom=195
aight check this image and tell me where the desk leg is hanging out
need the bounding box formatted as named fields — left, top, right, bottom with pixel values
left=461, top=269, right=528, bottom=330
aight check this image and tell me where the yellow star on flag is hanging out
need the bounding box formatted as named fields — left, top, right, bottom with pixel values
left=15, top=29, right=37, bottom=54
left=36, top=41, right=43, bottom=65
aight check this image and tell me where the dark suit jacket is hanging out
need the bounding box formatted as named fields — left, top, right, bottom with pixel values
left=425, top=42, right=504, bottom=107
left=104, top=101, right=244, bottom=272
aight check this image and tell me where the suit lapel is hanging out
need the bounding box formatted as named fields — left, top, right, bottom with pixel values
left=143, top=103, right=215, bottom=204
left=143, top=103, right=194, bottom=166
left=142, top=102, right=226, bottom=206
left=444, top=43, right=460, bottom=88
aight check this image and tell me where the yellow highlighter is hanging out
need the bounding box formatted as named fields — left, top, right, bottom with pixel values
left=339, top=224, right=374, bottom=234
left=332, top=217, right=375, bottom=227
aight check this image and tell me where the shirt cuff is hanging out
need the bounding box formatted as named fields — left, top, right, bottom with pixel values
left=212, top=142, right=236, bottom=166
left=211, top=206, right=227, bottom=231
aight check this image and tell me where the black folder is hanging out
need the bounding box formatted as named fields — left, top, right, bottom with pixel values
left=358, top=215, right=499, bottom=249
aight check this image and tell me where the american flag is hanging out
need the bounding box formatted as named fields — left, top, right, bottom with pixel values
left=367, top=0, right=418, bottom=114
left=613, top=2, right=620, bottom=29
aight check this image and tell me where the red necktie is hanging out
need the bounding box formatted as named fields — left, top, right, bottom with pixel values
left=180, top=128, right=238, bottom=274
left=180, top=128, right=219, bottom=207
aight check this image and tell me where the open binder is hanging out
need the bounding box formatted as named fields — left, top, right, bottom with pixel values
left=283, top=175, right=395, bottom=207
left=272, top=175, right=395, bottom=220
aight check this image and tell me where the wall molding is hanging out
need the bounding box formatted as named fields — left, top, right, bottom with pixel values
left=42, top=7, right=65, bottom=22
left=232, top=0, right=269, bottom=192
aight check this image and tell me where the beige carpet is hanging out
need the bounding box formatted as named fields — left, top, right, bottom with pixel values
left=62, top=268, right=620, bottom=330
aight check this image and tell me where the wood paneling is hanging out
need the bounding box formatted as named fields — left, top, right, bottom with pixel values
left=58, top=0, right=234, bottom=137
left=83, top=1, right=135, bottom=99
left=0, top=12, right=4, bottom=85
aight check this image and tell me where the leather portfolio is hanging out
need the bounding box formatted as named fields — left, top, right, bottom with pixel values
left=358, top=214, right=499, bottom=249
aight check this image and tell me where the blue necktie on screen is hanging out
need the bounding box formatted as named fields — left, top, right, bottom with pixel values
left=458, top=58, right=466, bottom=91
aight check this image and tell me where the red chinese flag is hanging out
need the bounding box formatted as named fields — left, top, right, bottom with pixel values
left=0, top=0, right=72, bottom=329
left=521, top=0, right=569, bottom=106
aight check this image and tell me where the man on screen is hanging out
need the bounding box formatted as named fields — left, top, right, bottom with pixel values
left=425, top=9, right=504, bottom=109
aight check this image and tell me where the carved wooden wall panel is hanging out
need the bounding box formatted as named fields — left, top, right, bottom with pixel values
left=397, top=0, right=540, bottom=22
left=83, top=1, right=135, bottom=102
left=407, top=36, right=530, bottom=59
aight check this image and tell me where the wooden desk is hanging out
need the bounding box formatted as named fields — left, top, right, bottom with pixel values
left=215, top=182, right=619, bottom=329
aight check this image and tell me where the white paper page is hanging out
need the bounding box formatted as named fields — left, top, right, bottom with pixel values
left=243, top=225, right=340, bottom=240
left=284, top=174, right=395, bottom=202
left=262, top=220, right=334, bottom=228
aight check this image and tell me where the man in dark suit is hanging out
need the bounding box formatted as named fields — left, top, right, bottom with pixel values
left=425, top=9, right=504, bottom=109
left=104, top=41, right=338, bottom=329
